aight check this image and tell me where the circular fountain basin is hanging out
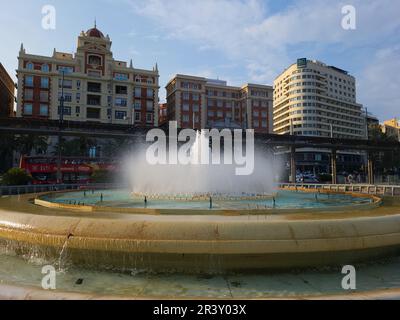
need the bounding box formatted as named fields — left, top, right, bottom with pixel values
left=0, top=188, right=397, bottom=273
left=1, top=188, right=400, bottom=299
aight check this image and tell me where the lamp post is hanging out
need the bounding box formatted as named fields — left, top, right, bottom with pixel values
left=57, top=70, right=65, bottom=184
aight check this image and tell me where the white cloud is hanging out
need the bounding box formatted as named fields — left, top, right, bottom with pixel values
left=127, top=0, right=400, bottom=118
left=358, top=45, right=400, bottom=120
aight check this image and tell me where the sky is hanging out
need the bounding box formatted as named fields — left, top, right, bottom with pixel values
left=0, top=0, right=399, bottom=121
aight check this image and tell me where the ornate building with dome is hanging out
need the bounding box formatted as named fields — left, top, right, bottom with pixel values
left=16, top=24, right=160, bottom=127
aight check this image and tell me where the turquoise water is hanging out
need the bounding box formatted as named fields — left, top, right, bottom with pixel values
left=43, top=190, right=373, bottom=210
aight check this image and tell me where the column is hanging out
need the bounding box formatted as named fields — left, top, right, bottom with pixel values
left=290, top=146, right=296, bottom=183
left=368, top=152, right=374, bottom=185
left=331, top=149, right=337, bottom=185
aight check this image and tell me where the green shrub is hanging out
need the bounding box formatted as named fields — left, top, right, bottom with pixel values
left=2, top=168, right=32, bottom=186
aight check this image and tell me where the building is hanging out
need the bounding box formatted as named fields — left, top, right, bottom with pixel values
left=366, top=113, right=379, bottom=127
left=159, top=103, right=168, bottom=126
left=16, top=24, right=159, bottom=127
left=274, top=58, right=365, bottom=139
left=166, top=75, right=273, bottom=133
left=0, top=63, right=15, bottom=117
left=382, top=118, right=400, bottom=141
left=274, top=59, right=366, bottom=175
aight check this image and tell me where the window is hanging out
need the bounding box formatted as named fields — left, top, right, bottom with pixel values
left=23, top=104, right=33, bottom=115
left=193, top=94, right=199, bottom=101
left=114, top=73, right=128, bottom=81
left=183, top=92, right=190, bottom=100
left=76, top=93, right=81, bottom=101
left=86, top=108, right=100, bottom=119
left=146, top=113, right=153, bottom=123
left=134, top=101, right=142, bottom=110
left=41, top=64, right=49, bottom=72
left=135, top=112, right=141, bottom=122
left=115, top=111, right=127, bottom=120
left=75, top=106, right=80, bottom=114
left=88, top=55, right=102, bottom=66
left=88, top=82, right=101, bottom=93
left=25, top=76, right=34, bottom=87
left=39, top=105, right=48, bottom=116
left=24, top=89, right=33, bottom=100
left=59, top=92, right=72, bottom=102
left=26, top=62, right=34, bottom=70
left=58, top=66, right=74, bottom=74
left=182, top=115, right=189, bottom=122
left=88, top=70, right=101, bottom=78
left=116, top=85, right=128, bottom=95
left=40, top=91, right=48, bottom=102
left=58, top=79, right=72, bottom=89
left=146, top=101, right=153, bottom=111
left=193, top=104, right=199, bottom=112
left=87, top=95, right=101, bottom=106
left=41, top=77, right=49, bottom=89
left=147, top=89, right=154, bottom=98
left=115, top=98, right=127, bottom=107
left=58, top=106, right=71, bottom=116
left=135, top=88, right=142, bottom=98
left=182, top=103, right=190, bottom=111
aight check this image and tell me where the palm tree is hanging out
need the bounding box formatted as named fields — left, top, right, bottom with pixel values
left=15, top=135, right=49, bottom=155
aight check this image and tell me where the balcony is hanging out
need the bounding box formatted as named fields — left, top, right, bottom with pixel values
left=115, top=86, right=128, bottom=95
left=87, top=95, right=101, bottom=106
left=86, top=108, right=101, bottom=119
left=87, top=82, right=102, bottom=93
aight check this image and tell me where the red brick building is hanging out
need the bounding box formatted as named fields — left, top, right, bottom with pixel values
left=0, top=63, right=15, bottom=117
left=166, top=75, right=273, bottom=133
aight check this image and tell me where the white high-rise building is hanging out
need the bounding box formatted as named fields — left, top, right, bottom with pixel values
left=274, top=58, right=365, bottom=139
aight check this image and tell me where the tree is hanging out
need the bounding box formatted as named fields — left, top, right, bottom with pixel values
left=15, top=135, right=49, bottom=155
left=368, top=124, right=400, bottom=175
left=2, top=168, right=32, bottom=186
left=52, top=136, right=97, bottom=157
left=0, top=134, right=16, bottom=173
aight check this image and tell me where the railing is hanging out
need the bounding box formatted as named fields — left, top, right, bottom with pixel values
left=278, top=183, right=400, bottom=197
left=0, top=183, right=119, bottom=196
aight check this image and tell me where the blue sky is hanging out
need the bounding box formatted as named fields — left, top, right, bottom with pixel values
left=0, top=0, right=399, bottom=121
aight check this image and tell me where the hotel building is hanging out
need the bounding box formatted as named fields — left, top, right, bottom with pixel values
left=166, top=75, right=273, bottom=133
left=274, top=59, right=367, bottom=175
left=274, top=58, right=365, bottom=139
left=16, top=25, right=159, bottom=127
left=0, top=63, right=15, bottom=117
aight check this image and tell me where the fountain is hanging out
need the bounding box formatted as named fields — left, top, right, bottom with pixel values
left=1, top=131, right=400, bottom=299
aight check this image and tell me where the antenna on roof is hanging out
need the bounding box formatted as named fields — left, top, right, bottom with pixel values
left=94, top=17, right=97, bottom=28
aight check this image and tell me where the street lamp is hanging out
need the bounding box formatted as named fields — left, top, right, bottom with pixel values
left=57, top=70, right=65, bottom=184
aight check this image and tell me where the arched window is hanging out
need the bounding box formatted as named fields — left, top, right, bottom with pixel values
left=41, top=64, right=49, bottom=72
left=26, top=62, right=34, bottom=70
left=88, top=55, right=102, bottom=66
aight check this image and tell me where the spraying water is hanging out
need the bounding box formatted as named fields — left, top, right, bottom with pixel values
left=123, top=130, right=280, bottom=197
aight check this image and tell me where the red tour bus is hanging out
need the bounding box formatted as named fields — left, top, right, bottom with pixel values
left=20, top=156, right=118, bottom=185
